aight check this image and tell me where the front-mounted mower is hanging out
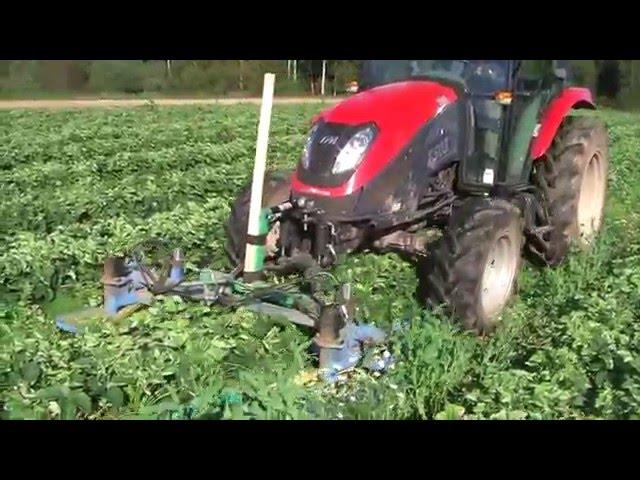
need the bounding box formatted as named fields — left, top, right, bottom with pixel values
left=56, top=74, right=392, bottom=382
left=58, top=60, right=609, bottom=381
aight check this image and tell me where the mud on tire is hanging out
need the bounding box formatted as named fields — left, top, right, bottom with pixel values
left=422, top=197, right=524, bottom=335
left=529, top=116, right=609, bottom=266
left=225, top=171, right=291, bottom=267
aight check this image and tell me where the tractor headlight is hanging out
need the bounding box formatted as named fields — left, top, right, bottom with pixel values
left=301, top=124, right=319, bottom=170
left=332, top=126, right=376, bottom=175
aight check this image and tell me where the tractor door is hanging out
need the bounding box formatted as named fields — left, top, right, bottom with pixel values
left=456, top=60, right=514, bottom=193
left=457, top=60, right=567, bottom=192
left=497, top=60, right=565, bottom=186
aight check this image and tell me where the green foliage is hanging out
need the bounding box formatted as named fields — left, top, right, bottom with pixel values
left=88, top=61, right=165, bottom=94
left=4, top=60, right=640, bottom=109
left=0, top=61, right=42, bottom=91
left=170, top=61, right=240, bottom=95
left=1, top=105, right=640, bottom=420
left=571, top=60, right=598, bottom=89
left=0, top=60, right=348, bottom=97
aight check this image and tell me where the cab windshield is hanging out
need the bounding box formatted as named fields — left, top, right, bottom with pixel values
left=360, top=60, right=511, bottom=94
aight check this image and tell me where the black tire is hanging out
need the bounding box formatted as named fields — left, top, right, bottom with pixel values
left=225, top=171, right=291, bottom=267
left=422, top=197, right=524, bottom=335
left=530, top=116, right=609, bottom=266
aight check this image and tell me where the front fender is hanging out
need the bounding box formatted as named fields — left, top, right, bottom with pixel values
left=529, top=87, right=596, bottom=159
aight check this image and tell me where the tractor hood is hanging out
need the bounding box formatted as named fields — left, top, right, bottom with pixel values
left=292, top=80, right=458, bottom=197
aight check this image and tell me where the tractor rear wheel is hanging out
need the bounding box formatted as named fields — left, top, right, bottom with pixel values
left=422, top=198, right=524, bottom=335
left=225, top=171, right=291, bottom=267
left=530, top=116, right=609, bottom=266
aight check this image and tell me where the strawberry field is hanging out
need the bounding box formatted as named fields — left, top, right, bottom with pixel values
left=2, top=104, right=640, bottom=420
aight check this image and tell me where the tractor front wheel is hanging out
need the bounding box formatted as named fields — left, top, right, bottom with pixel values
left=225, top=171, right=291, bottom=267
left=422, top=198, right=524, bottom=335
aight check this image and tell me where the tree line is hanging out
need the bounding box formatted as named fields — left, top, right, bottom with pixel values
left=0, top=60, right=638, bottom=108
left=0, top=60, right=358, bottom=97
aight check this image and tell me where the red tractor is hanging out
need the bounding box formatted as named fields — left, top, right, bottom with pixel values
left=226, top=60, right=609, bottom=334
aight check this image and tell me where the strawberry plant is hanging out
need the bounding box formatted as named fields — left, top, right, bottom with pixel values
left=2, top=106, right=640, bottom=419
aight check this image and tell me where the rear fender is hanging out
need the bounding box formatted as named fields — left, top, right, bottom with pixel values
left=529, top=87, right=595, bottom=160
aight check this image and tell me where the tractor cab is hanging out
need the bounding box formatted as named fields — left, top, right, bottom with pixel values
left=356, top=60, right=570, bottom=96
left=355, top=60, right=576, bottom=192
left=358, top=60, right=512, bottom=93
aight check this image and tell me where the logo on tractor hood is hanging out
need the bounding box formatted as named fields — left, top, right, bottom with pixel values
left=319, top=135, right=340, bottom=146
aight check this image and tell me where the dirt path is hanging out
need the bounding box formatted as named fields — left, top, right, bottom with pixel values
left=0, top=97, right=344, bottom=110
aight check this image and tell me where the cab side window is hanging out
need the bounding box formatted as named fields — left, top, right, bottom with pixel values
left=517, top=60, right=555, bottom=91
left=464, top=60, right=510, bottom=95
